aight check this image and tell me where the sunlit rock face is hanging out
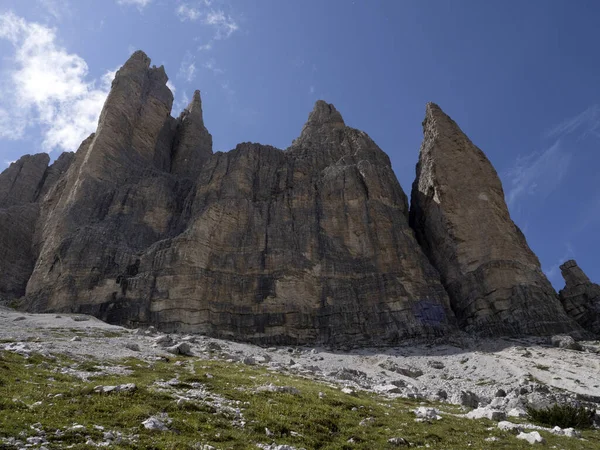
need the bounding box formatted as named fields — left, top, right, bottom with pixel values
left=18, top=51, right=457, bottom=345
left=409, top=103, right=584, bottom=337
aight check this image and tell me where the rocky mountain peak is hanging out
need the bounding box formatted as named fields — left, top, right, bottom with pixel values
left=560, top=260, right=591, bottom=286
left=411, top=103, right=583, bottom=337
left=307, top=100, right=345, bottom=127
left=559, top=260, right=600, bottom=333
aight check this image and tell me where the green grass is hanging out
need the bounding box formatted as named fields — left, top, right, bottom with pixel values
left=0, top=350, right=599, bottom=449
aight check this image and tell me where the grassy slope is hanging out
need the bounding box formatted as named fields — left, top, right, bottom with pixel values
left=0, top=350, right=598, bottom=449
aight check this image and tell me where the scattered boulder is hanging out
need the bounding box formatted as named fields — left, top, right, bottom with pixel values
left=124, top=342, right=140, bottom=351
left=378, top=361, right=423, bottom=378
left=453, top=390, right=479, bottom=408
left=165, top=342, right=192, bottom=356
left=387, top=437, right=410, bottom=447
left=414, top=407, right=442, bottom=421
left=466, top=407, right=506, bottom=421
left=94, top=383, right=137, bottom=394
left=516, top=431, right=544, bottom=445
left=142, top=416, right=169, bottom=431
left=550, top=335, right=582, bottom=351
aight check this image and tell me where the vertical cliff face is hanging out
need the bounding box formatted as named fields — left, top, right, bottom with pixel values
left=2, top=50, right=591, bottom=343
left=0, top=152, right=74, bottom=300
left=17, top=51, right=459, bottom=344
left=25, top=51, right=187, bottom=312
left=116, top=100, right=457, bottom=345
left=410, top=103, right=582, bottom=336
left=559, top=260, right=600, bottom=333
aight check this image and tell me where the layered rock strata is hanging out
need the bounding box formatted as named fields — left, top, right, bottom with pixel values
left=18, top=51, right=457, bottom=345
left=409, top=103, right=582, bottom=337
left=559, top=260, right=600, bottom=334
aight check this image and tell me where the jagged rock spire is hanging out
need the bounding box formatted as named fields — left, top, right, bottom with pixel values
left=410, top=102, right=584, bottom=337
left=170, top=89, right=213, bottom=180
left=559, top=260, right=600, bottom=333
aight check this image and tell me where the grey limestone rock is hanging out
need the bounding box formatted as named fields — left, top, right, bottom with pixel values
left=559, top=260, right=600, bottom=335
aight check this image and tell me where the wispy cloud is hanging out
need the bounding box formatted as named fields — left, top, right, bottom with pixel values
left=545, top=105, right=600, bottom=141
left=197, top=42, right=212, bottom=51
left=0, top=12, right=113, bottom=153
left=205, top=10, right=238, bottom=39
left=175, top=2, right=239, bottom=40
left=505, top=140, right=572, bottom=208
left=176, top=4, right=202, bottom=21
left=37, top=0, right=71, bottom=20
left=177, top=52, right=196, bottom=82
left=116, top=0, right=151, bottom=9
left=203, top=58, right=223, bottom=75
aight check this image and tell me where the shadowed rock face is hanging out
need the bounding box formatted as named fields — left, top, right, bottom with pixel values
left=0, top=153, right=74, bottom=300
left=409, top=103, right=583, bottom=337
left=559, top=260, right=600, bottom=334
left=18, top=51, right=457, bottom=345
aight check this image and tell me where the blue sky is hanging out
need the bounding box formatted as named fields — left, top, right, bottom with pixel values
left=0, top=0, right=598, bottom=289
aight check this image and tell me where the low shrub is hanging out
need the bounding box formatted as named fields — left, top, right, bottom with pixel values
left=526, top=403, right=595, bottom=429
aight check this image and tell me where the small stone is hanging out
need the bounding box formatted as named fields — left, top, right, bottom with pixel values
left=427, top=360, right=444, bottom=369
left=265, top=427, right=274, bottom=437
left=516, top=431, right=544, bottom=444
left=155, top=335, right=173, bottom=347
left=243, top=356, right=256, bottom=365
left=413, top=407, right=442, bottom=420
left=495, top=389, right=507, bottom=398
left=70, top=336, right=81, bottom=342
left=13, top=316, right=26, bottom=321
left=125, top=342, right=140, bottom=351
left=341, top=387, right=355, bottom=395
left=142, top=417, right=168, bottom=431
left=388, top=437, right=409, bottom=446
left=166, top=342, right=192, bottom=356
left=359, top=417, right=375, bottom=426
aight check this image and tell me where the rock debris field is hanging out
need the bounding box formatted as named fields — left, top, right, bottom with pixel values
left=1, top=305, right=599, bottom=449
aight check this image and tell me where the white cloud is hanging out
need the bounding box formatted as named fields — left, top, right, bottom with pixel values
left=166, top=80, right=176, bottom=95
left=176, top=2, right=239, bottom=40
left=309, top=85, right=315, bottom=94
left=173, top=91, right=190, bottom=116
left=203, top=58, right=223, bottom=75
left=505, top=140, right=571, bottom=208
left=197, top=42, right=212, bottom=51
left=117, top=0, right=151, bottom=9
left=0, top=12, right=112, bottom=153
left=176, top=4, right=202, bottom=21
left=545, top=105, right=600, bottom=141
left=37, top=0, right=71, bottom=20
left=204, top=10, right=238, bottom=39
left=177, top=52, right=196, bottom=82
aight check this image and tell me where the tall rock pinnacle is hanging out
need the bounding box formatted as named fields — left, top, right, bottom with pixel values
left=559, top=260, right=600, bottom=333
left=410, top=103, right=582, bottom=336
left=171, top=90, right=213, bottom=180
